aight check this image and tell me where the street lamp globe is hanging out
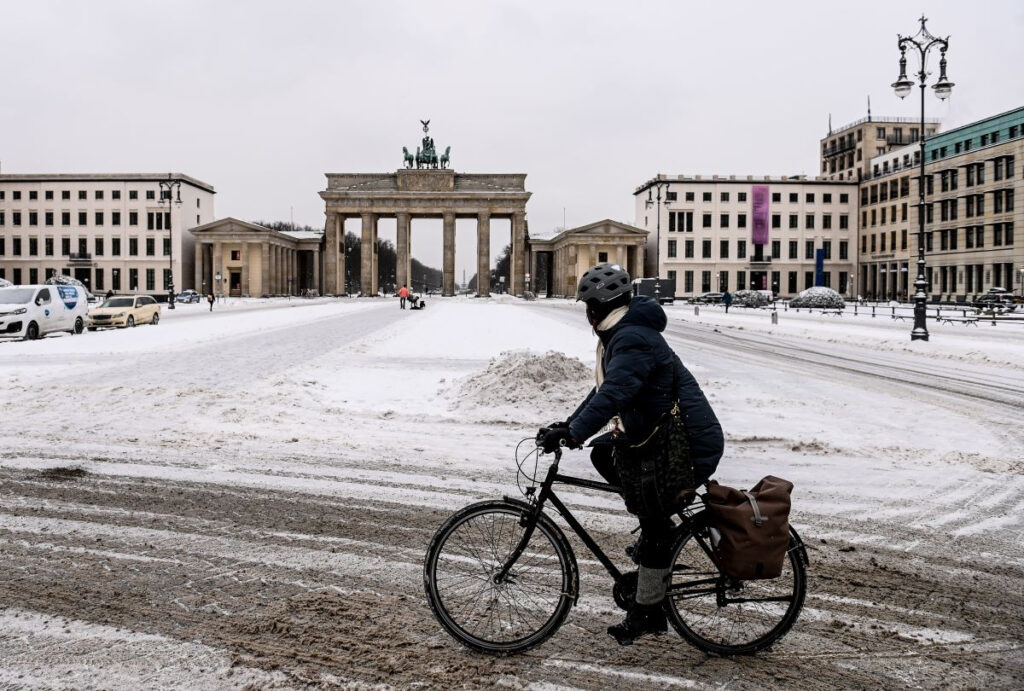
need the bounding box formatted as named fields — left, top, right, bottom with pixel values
left=932, top=79, right=954, bottom=100
left=892, top=78, right=914, bottom=99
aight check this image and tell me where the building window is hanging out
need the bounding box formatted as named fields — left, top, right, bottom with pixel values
left=146, top=190, right=156, bottom=200
left=684, top=239, right=694, bottom=258
left=95, top=211, right=104, bottom=226
left=129, top=238, right=139, bottom=256
left=771, top=240, right=781, bottom=258
left=684, top=270, right=694, bottom=292
left=737, top=240, right=746, bottom=259
left=44, top=238, right=53, bottom=256
left=12, top=212, right=21, bottom=226
left=667, top=240, right=677, bottom=258
left=685, top=192, right=694, bottom=202
left=701, top=240, right=712, bottom=258
left=737, top=213, right=747, bottom=228
left=61, top=237, right=71, bottom=255
left=805, top=214, right=815, bottom=229
left=146, top=269, right=155, bottom=291
left=95, top=238, right=104, bottom=256
left=146, top=238, right=155, bottom=256
left=738, top=192, right=747, bottom=202
left=789, top=193, right=798, bottom=203
left=701, top=271, right=711, bottom=293
left=95, top=190, right=104, bottom=200
left=163, top=238, right=171, bottom=256
left=720, top=192, right=729, bottom=202
left=78, top=211, right=87, bottom=226
left=771, top=214, right=780, bottom=229
left=29, top=212, right=38, bottom=226
left=823, top=193, right=832, bottom=203
left=822, top=214, right=832, bottom=230
left=665, top=191, right=677, bottom=202
left=112, top=238, right=121, bottom=256
left=719, top=240, right=729, bottom=258
left=702, top=214, right=712, bottom=228
left=772, top=192, right=781, bottom=203
left=788, top=214, right=798, bottom=229
left=840, top=193, right=849, bottom=203
left=702, top=192, right=712, bottom=202
left=839, top=240, right=848, bottom=260
left=129, top=211, right=138, bottom=226
left=720, top=214, right=729, bottom=228
left=78, top=190, right=87, bottom=200
left=805, top=240, right=814, bottom=259
left=822, top=240, right=832, bottom=260
left=112, top=190, right=121, bottom=200
left=806, top=193, right=815, bottom=203
left=788, top=240, right=798, bottom=259
left=28, top=237, right=38, bottom=256
left=129, top=268, right=139, bottom=291
left=129, top=190, right=138, bottom=200
left=112, top=211, right=121, bottom=226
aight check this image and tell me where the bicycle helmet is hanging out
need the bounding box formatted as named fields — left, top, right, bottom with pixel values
left=576, top=263, right=631, bottom=303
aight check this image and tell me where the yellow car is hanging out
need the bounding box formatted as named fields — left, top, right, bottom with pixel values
left=87, top=295, right=162, bottom=330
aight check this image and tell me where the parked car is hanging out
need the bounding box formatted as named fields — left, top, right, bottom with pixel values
left=974, top=288, right=1015, bottom=310
left=87, top=295, right=161, bottom=329
left=0, top=284, right=90, bottom=340
left=176, top=289, right=201, bottom=304
left=694, top=292, right=724, bottom=304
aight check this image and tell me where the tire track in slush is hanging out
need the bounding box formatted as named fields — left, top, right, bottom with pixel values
left=1, top=469, right=1021, bottom=688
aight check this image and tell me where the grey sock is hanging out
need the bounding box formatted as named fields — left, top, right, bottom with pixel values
left=635, top=566, right=671, bottom=605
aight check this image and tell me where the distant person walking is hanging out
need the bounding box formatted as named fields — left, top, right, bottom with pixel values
left=207, top=293, right=215, bottom=312
left=722, top=290, right=733, bottom=313
left=398, top=284, right=410, bottom=309
left=105, top=289, right=114, bottom=300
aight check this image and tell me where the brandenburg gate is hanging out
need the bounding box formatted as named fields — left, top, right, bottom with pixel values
left=319, top=122, right=531, bottom=297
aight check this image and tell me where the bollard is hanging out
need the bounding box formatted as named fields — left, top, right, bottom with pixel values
left=694, top=305, right=700, bottom=316
left=771, top=311, right=778, bottom=325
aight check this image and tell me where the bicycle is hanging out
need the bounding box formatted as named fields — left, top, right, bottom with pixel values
left=423, top=440, right=809, bottom=656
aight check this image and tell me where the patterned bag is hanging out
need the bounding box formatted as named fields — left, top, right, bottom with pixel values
left=613, top=364, right=695, bottom=517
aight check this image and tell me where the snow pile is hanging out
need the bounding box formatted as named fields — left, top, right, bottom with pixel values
left=0, top=278, right=12, bottom=288
left=448, top=350, right=591, bottom=412
left=733, top=289, right=770, bottom=308
left=790, top=287, right=845, bottom=309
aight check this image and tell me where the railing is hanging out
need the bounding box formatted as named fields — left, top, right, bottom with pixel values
left=832, top=115, right=941, bottom=132
left=68, top=252, right=93, bottom=264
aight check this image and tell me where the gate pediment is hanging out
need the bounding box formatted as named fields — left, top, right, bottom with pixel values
left=397, top=169, right=455, bottom=192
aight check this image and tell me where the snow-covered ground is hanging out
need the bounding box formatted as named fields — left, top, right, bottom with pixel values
left=0, top=296, right=1021, bottom=689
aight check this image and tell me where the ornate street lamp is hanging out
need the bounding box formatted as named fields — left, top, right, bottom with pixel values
left=644, top=177, right=670, bottom=301
left=892, top=15, right=953, bottom=341
left=158, top=174, right=183, bottom=309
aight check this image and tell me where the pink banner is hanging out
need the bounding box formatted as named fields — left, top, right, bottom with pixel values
left=752, top=185, right=770, bottom=246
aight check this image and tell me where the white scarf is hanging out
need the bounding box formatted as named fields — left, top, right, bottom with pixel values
left=594, top=305, right=629, bottom=432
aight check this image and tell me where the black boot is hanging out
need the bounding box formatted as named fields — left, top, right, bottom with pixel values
left=607, top=602, right=667, bottom=645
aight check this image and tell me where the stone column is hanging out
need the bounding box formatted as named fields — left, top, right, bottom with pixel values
left=511, top=211, right=526, bottom=295
left=371, top=223, right=379, bottom=295
left=324, top=213, right=337, bottom=294
left=261, top=243, right=270, bottom=295
left=212, top=241, right=223, bottom=297
left=442, top=212, right=456, bottom=296
left=193, top=242, right=203, bottom=295
left=476, top=211, right=490, bottom=297
left=240, top=242, right=250, bottom=296
left=360, top=213, right=375, bottom=296
left=312, top=248, right=321, bottom=293
left=396, top=212, right=411, bottom=290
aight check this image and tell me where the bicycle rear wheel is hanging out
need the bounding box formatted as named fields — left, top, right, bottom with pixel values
left=423, top=499, right=578, bottom=655
left=664, top=522, right=807, bottom=655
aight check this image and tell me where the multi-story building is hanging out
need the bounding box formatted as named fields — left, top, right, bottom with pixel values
left=860, top=106, right=1023, bottom=301
left=634, top=175, right=858, bottom=299
left=0, top=173, right=215, bottom=294
left=820, top=115, right=940, bottom=182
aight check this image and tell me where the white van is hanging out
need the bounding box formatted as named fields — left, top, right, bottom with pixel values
left=0, top=284, right=90, bottom=340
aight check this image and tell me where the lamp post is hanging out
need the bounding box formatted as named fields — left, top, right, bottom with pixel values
left=215, top=272, right=221, bottom=301
left=891, top=15, right=953, bottom=341
left=158, top=174, right=183, bottom=310
left=644, top=176, right=669, bottom=301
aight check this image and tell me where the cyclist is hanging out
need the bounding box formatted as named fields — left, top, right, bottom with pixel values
left=538, top=262, right=724, bottom=645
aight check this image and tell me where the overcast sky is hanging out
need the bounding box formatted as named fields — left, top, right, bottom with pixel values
left=3, top=0, right=1023, bottom=279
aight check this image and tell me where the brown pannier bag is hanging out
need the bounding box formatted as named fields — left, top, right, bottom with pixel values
left=703, top=476, right=793, bottom=580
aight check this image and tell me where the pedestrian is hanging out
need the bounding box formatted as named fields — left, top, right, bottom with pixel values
left=722, top=290, right=733, bottom=313
left=397, top=284, right=410, bottom=309
left=207, top=293, right=214, bottom=312
left=537, top=263, right=723, bottom=645
left=105, top=289, right=114, bottom=300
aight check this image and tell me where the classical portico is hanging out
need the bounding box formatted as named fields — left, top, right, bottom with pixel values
left=528, top=219, right=648, bottom=297
left=319, top=169, right=531, bottom=297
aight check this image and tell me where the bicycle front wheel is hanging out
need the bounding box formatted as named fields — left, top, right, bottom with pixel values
left=665, top=523, right=807, bottom=655
left=423, top=499, right=578, bottom=655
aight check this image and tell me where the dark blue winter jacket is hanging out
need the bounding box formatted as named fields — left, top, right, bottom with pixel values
left=567, top=297, right=724, bottom=484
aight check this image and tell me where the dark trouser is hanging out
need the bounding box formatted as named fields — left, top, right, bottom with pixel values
left=400, top=297, right=406, bottom=309
left=590, top=446, right=676, bottom=569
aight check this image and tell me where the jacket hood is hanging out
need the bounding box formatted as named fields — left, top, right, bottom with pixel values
left=599, top=296, right=665, bottom=341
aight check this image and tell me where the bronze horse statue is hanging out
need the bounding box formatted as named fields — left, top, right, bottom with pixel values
left=439, top=146, right=451, bottom=169
left=402, top=147, right=415, bottom=169
left=416, top=147, right=439, bottom=169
